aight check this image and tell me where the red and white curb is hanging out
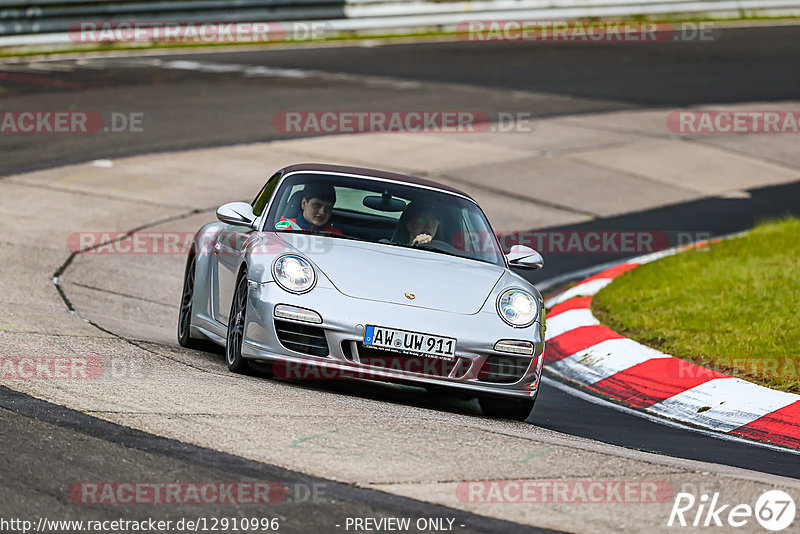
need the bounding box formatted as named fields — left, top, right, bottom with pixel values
left=544, top=246, right=800, bottom=450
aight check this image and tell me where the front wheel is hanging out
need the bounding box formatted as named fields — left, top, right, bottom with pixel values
left=478, top=395, right=536, bottom=421
left=178, top=252, right=202, bottom=349
left=225, top=272, right=251, bottom=374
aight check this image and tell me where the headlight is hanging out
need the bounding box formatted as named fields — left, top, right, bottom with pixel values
left=497, top=289, right=538, bottom=327
left=272, top=255, right=316, bottom=294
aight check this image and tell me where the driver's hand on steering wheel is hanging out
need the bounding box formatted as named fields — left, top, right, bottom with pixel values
left=411, top=233, right=434, bottom=246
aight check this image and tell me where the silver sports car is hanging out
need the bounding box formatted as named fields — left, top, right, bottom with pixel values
left=178, top=163, right=546, bottom=419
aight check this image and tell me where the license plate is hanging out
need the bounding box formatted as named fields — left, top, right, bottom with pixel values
left=363, top=326, right=456, bottom=360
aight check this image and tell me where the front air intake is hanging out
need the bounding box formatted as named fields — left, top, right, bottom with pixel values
left=477, top=355, right=532, bottom=383
left=356, top=343, right=457, bottom=377
left=274, top=320, right=329, bottom=357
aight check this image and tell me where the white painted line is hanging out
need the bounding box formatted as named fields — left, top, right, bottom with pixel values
left=648, top=378, right=800, bottom=433
left=544, top=308, right=599, bottom=341
left=541, top=374, right=800, bottom=456
left=545, top=277, right=611, bottom=308
left=24, top=62, right=76, bottom=72
left=624, top=249, right=675, bottom=265
left=156, top=58, right=423, bottom=89
left=534, top=258, right=629, bottom=293
left=550, top=338, right=670, bottom=384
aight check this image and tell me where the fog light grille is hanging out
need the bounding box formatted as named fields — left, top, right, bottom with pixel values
left=274, top=320, right=328, bottom=357
left=477, top=355, right=532, bottom=383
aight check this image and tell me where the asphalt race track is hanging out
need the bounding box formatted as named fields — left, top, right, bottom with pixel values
left=3, top=24, right=800, bottom=176
left=1, top=23, right=800, bottom=533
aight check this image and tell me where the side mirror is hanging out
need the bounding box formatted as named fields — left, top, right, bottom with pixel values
left=217, top=202, right=256, bottom=227
left=506, top=245, right=544, bottom=270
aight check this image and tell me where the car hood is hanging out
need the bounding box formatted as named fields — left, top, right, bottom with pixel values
left=276, top=234, right=505, bottom=314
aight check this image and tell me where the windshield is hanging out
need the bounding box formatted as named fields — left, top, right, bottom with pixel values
left=263, top=172, right=505, bottom=266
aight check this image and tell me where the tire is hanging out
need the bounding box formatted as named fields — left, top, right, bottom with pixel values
left=177, top=252, right=203, bottom=349
left=225, top=271, right=252, bottom=374
left=478, top=394, right=536, bottom=421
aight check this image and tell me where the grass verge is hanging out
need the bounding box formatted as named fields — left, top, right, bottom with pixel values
left=591, top=217, right=800, bottom=393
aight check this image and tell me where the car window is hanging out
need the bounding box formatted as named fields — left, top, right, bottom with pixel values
left=251, top=172, right=282, bottom=217
left=460, top=208, right=478, bottom=251
left=334, top=189, right=405, bottom=219
left=264, top=172, right=505, bottom=266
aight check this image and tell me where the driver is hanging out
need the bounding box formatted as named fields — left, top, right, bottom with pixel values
left=278, top=183, right=343, bottom=234
left=403, top=203, right=442, bottom=246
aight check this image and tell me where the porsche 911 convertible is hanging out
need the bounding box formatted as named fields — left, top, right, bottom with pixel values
left=178, top=163, right=545, bottom=419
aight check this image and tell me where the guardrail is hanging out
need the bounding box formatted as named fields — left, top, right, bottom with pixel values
left=0, top=0, right=346, bottom=35
left=2, top=0, right=799, bottom=42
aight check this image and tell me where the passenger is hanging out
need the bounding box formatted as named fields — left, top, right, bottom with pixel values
left=278, top=183, right=343, bottom=234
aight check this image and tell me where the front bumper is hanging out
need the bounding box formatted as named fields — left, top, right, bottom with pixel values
left=241, top=282, right=544, bottom=399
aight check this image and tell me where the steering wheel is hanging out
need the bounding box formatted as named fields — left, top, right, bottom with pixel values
left=415, top=239, right=457, bottom=254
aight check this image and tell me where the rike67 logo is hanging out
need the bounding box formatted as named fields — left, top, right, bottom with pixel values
left=668, top=490, right=796, bottom=531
